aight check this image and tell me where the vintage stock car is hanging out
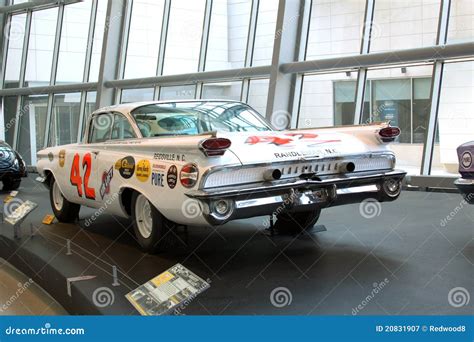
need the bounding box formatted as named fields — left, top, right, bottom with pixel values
left=455, top=141, right=474, bottom=204
left=37, top=100, right=406, bottom=252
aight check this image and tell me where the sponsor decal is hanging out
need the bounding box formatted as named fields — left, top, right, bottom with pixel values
left=245, top=133, right=340, bottom=146
left=115, top=156, right=135, bottom=179
left=152, top=163, right=167, bottom=171
left=154, top=152, right=186, bottom=162
left=48, top=152, right=54, bottom=162
left=274, top=151, right=302, bottom=158
left=180, top=163, right=199, bottom=188
left=59, top=149, right=66, bottom=167
left=274, top=148, right=338, bottom=159
left=100, top=167, right=114, bottom=199
left=151, top=172, right=165, bottom=187
left=136, top=159, right=151, bottom=182
left=167, top=165, right=178, bottom=189
left=461, top=151, right=472, bottom=169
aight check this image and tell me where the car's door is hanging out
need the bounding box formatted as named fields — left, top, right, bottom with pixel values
left=95, top=113, right=138, bottom=205
left=67, top=112, right=114, bottom=207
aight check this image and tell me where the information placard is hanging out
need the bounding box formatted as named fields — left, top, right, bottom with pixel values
left=126, top=263, right=210, bottom=316
left=4, top=200, right=38, bottom=226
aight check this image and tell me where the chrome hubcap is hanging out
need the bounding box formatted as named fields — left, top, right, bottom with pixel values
left=52, top=181, right=64, bottom=211
left=384, top=179, right=401, bottom=196
left=135, top=194, right=153, bottom=239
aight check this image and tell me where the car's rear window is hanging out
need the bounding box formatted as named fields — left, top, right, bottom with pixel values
left=131, top=101, right=271, bottom=137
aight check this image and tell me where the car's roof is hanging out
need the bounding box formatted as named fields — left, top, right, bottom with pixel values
left=92, top=99, right=243, bottom=116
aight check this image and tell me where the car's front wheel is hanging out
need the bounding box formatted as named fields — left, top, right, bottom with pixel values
left=131, top=192, right=175, bottom=253
left=50, top=177, right=80, bottom=222
left=2, top=177, right=21, bottom=191
left=274, top=208, right=322, bottom=234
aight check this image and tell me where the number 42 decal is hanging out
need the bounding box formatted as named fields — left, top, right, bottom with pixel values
left=70, top=153, right=96, bottom=200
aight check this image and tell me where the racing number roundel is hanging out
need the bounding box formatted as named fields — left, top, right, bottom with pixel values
left=70, top=153, right=96, bottom=200
left=180, top=163, right=199, bottom=188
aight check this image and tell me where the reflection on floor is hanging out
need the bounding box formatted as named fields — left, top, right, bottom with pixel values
left=0, top=258, right=66, bottom=315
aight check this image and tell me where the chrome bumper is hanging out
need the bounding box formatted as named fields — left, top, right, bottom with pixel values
left=455, top=178, right=474, bottom=186
left=187, top=169, right=406, bottom=225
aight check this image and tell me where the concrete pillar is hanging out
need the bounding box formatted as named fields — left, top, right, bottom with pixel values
left=96, top=0, right=127, bottom=109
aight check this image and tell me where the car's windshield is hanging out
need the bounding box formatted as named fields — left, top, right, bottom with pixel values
left=130, top=101, right=272, bottom=137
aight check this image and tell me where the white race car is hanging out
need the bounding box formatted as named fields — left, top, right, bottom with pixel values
left=37, top=100, right=405, bottom=252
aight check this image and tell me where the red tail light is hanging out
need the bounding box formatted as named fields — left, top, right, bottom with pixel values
left=379, top=126, right=400, bottom=142
left=200, top=138, right=232, bottom=156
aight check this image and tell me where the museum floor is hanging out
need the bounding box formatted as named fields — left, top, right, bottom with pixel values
left=0, top=175, right=472, bottom=315
left=0, top=258, right=65, bottom=315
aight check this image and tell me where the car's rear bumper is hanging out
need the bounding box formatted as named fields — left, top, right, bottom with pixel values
left=187, top=169, right=406, bottom=225
left=454, top=178, right=474, bottom=204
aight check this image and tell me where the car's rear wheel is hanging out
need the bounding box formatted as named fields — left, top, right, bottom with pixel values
left=378, top=178, right=402, bottom=202
left=50, top=177, right=80, bottom=223
left=274, top=208, right=322, bottom=234
left=131, top=192, right=175, bottom=253
left=2, top=177, right=21, bottom=191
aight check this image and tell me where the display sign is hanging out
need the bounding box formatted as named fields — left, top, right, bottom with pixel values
left=126, top=263, right=210, bottom=316
left=42, top=214, right=55, bottom=225
left=5, top=200, right=38, bottom=226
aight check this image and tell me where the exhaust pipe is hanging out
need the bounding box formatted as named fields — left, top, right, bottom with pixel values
left=263, top=169, right=282, bottom=181
left=340, top=162, right=356, bottom=173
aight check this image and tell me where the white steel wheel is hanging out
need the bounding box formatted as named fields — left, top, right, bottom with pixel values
left=52, top=180, right=64, bottom=211
left=131, top=191, right=176, bottom=253
left=135, top=194, right=153, bottom=239
left=49, top=176, right=81, bottom=223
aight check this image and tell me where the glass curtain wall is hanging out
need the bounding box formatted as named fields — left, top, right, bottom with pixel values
left=0, top=0, right=472, bottom=180
left=201, top=81, right=242, bottom=101
left=50, top=92, right=82, bottom=147
left=433, top=60, right=474, bottom=176
left=1, top=96, right=20, bottom=146
left=370, top=0, right=441, bottom=52
left=24, top=7, right=58, bottom=87
left=3, top=14, right=27, bottom=88
left=56, top=0, right=92, bottom=84
left=306, top=0, right=365, bottom=59
left=163, top=0, right=206, bottom=75
left=124, top=0, right=165, bottom=79
left=17, top=94, right=49, bottom=165
left=205, top=0, right=252, bottom=71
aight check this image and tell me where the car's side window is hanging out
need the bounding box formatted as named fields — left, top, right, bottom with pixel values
left=89, top=113, right=113, bottom=143
left=111, top=114, right=136, bottom=140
